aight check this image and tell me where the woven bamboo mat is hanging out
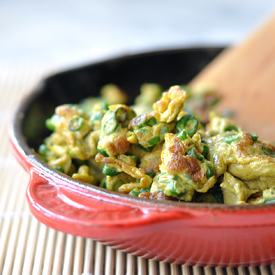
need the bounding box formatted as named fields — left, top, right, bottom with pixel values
left=1, top=66, right=275, bottom=275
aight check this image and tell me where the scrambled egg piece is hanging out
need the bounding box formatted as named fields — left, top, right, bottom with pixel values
left=37, top=83, right=275, bottom=205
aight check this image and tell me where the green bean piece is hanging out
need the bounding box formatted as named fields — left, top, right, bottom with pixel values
left=139, top=188, right=151, bottom=193
left=101, top=180, right=107, bottom=189
left=97, top=147, right=109, bottom=157
left=128, top=154, right=137, bottom=164
left=261, top=146, right=275, bottom=157
left=169, top=181, right=187, bottom=197
left=53, top=166, right=65, bottom=173
left=176, top=129, right=188, bottom=141
left=38, top=144, right=49, bottom=156
left=186, top=148, right=204, bottom=161
left=129, top=188, right=140, bottom=196
left=68, top=117, right=84, bottom=132
left=127, top=109, right=137, bottom=120
left=100, top=101, right=109, bottom=110
left=206, top=163, right=215, bottom=178
left=46, top=114, right=61, bottom=131
left=132, top=114, right=147, bottom=127
left=160, top=125, right=168, bottom=136
left=148, top=136, right=161, bottom=146
left=115, top=107, right=128, bottom=123
left=138, top=144, right=153, bottom=152
left=102, top=164, right=120, bottom=176
left=103, top=117, right=119, bottom=134
left=224, top=125, right=238, bottom=132
left=202, top=144, right=209, bottom=158
left=146, top=116, right=157, bottom=126
left=177, top=114, right=199, bottom=136
left=251, top=133, right=258, bottom=142
left=223, top=134, right=239, bottom=144
left=145, top=169, right=156, bottom=178
left=264, top=198, right=275, bottom=204
left=92, top=111, right=104, bottom=123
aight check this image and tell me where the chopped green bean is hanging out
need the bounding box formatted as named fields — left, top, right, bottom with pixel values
left=129, top=188, right=140, bottom=196
left=99, top=101, right=109, bottom=110
left=146, top=116, right=157, bottom=126
left=132, top=114, right=146, bottom=127
left=202, top=144, right=209, bottom=158
left=148, top=136, right=160, bottom=146
left=145, top=169, right=156, bottom=178
left=186, top=148, right=204, bottom=161
left=251, top=133, right=258, bottom=142
left=68, top=117, right=84, bottom=132
left=261, top=146, right=275, bottom=157
left=176, top=129, right=187, bottom=141
left=223, top=134, right=239, bottom=144
left=139, top=188, right=150, bottom=193
left=115, top=107, right=127, bottom=123
left=92, top=111, right=104, bottom=123
left=138, top=144, right=153, bottom=152
left=53, top=166, right=65, bottom=173
left=46, top=114, right=61, bottom=131
left=177, top=114, right=199, bottom=136
left=224, top=125, right=238, bottom=132
left=103, top=117, right=119, bottom=134
left=97, top=147, right=109, bottom=157
left=38, top=144, right=49, bottom=156
left=102, top=164, right=120, bottom=176
left=206, top=163, right=215, bottom=178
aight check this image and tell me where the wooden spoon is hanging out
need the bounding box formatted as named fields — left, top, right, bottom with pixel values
left=189, top=13, right=275, bottom=142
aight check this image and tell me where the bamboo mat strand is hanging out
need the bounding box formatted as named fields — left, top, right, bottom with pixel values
left=1, top=67, right=275, bottom=274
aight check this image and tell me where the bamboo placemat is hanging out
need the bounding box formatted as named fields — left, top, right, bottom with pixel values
left=1, top=66, right=275, bottom=275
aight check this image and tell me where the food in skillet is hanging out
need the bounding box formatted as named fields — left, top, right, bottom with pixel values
left=38, top=83, right=275, bottom=205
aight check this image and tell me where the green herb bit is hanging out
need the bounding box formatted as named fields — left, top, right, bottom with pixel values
left=202, top=144, right=209, bottom=158
left=68, top=117, right=84, bottom=132
left=250, top=133, right=258, bottom=142
left=97, top=147, right=109, bottom=157
left=53, top=166, right=65, bottom=173
left=102, top=164, right=120, bottom=176
left=103, top=117, right=119, bottom=134
left=146, top=116, right=157, bottom=126
left=206, top=163, right=215, bottom=178
left=115, top=107, right=127, bottom=123
left=261, top=146, right=275, bottom=157
left=177, top=114, right=199, bottom=136
left=132, top=114, right=146, bottom=127
left=129, top=188, right=140, bottom=196
left=186, top=148, right=204, bottom=161
left=148, top=136, right=161, bottom=146
left=46, top=114, right=61, bottom=132
left=223, top=134, right=239, bottom=144
left=224, top=125, right=238, bottom=132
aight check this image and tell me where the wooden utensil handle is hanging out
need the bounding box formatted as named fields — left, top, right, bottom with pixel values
left=189, top=14, right=275, bottom=142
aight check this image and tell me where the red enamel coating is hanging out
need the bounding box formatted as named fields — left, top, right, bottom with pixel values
left=9, top=132, right=275, bottom=266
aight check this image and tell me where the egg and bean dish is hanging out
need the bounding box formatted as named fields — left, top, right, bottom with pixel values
left=37, top=84, right=275, bottom=205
